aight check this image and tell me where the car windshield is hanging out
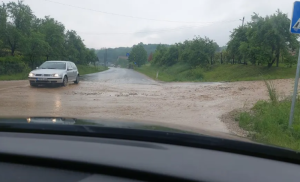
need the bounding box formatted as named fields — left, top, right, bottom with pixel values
left=39, top=62, right=66, bottom=70
left=1, top=0, right=300, bottom=153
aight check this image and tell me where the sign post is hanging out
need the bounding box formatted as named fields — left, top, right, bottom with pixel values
left=289, top=1, right=300, bottom=127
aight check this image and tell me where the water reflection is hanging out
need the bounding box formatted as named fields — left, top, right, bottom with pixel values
left=54, top=93, right=61, bottom=112
left=26, top=117, right=75, bottom=124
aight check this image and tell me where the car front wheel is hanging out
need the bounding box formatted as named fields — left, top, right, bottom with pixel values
left=62, top=76, right=68, bottom=87
left=74, top=75, right=79, bottom=84
left=30, top=82, right=37, bottom=87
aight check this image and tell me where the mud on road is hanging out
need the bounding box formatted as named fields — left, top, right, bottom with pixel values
left=0, top=77, right=296, bottom=135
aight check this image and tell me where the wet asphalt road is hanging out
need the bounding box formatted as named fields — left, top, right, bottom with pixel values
left=81, top=67, right=157, bottom=85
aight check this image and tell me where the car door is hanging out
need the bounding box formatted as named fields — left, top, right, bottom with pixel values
left=66, top=62, right=74, bottom=81
left=71, top=63, right=78, bottom=78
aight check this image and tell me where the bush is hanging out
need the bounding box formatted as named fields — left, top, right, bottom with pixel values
left=0, top=56, right=28, bottom=75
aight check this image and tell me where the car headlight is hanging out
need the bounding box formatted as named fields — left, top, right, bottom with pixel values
left=53, top=74, right=59, bottom=77
left=29, top=73, right=34, bottom=77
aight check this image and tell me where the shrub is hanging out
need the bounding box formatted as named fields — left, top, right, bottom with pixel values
left=0, top=56, right=28, bottom=75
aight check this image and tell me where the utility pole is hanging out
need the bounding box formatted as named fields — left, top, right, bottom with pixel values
left=103, top=48, right=107, bottom=67
left=105, top=49, right=107, bottom=67
left=240, top=17, right=245, bottom=27
left=220, top=52, right=223, bottom=64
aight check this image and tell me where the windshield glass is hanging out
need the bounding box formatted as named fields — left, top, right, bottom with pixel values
left=1, top=0, right=300, bottom=153
left=39, top=62, right=66, bottom=70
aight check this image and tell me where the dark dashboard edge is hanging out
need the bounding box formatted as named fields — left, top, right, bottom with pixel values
left=0, top=123, right=300, bottom=165
left=0, top=152, right=196, bottom=182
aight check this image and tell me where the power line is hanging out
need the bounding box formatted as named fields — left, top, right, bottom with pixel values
left=43, top=0, right=238, bottom=24
left=79, top=25, right=210, bottom=35
left=77, top=22, right=237, bottom=35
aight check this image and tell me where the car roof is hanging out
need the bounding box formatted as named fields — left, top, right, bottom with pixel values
left=45, top=61, right=74, bottom=63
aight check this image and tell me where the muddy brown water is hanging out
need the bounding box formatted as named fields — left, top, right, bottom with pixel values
left=0, top=68, right=297, bottom=140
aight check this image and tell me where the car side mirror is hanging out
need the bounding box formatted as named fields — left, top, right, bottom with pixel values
left=68, top=68, right=73, bottom=71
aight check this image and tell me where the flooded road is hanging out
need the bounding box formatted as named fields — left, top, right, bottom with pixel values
left=81, top=67, right=156, bottom=85
left=0, top=68, right=293, bottom=136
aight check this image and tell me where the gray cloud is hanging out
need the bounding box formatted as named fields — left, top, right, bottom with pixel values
left=4, top=0, right=296, bottom=48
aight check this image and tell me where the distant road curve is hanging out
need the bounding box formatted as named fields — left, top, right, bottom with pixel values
left=81, top=67, right=157, bottom=85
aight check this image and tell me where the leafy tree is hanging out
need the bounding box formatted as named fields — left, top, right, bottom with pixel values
left=23, top=32, right=50, bottom=68
left=164, top=45, right=179, bottom=66
left=95, top=44, right=165, bottom=65
left=39, top=16, right=65, bottom=60
left=214, top=52, right=221, bottom=64
left=0, top=1, right=99, bottom=75
left=230, top=11, right=299, bottom=67
left=206, top=38, right=219, bottom=65
left=152, top=44, right=168, bottom=66
left=4, top=1, right=33, bottom=55
left=270, top=10, right=299, bottom=67
left=0, top=3, right=7, bottom=47
left=148, top=52, right=153, bottom=62
left=128, top=42, right=147, bottom=67
left=227, top=26, right=248, bottom=64
left=188, top=37, right=209, bottom=66
left=4, top=23, right=24, bottom=55
left=85, top=49, right=98, bottom=65
left=64, top=30, right=87, bottom=64
left=151, top=37, right=219, bottom=68
left=6, top=1, right=33, bottom=35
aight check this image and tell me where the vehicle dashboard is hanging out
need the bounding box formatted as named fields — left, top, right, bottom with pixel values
left=1, top=131, right=300, bottom=182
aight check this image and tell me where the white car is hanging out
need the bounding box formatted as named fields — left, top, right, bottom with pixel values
left=28, top=61, right=79, bottom=87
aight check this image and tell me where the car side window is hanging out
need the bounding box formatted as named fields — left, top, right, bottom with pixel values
left=72, top=63, right=77, bottom=70
left=67, top=63, right=72, bottom=70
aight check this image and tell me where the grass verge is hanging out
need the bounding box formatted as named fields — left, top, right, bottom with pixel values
left=77, top=65, right=108, bottom=75
left=238, top=81, right=300, bottom=151
left=0, top=65, right=107, bottom=81
left=238, top=100, right=300, bottom=151
left=202, top=64, right=296, bottom=82
left=135, top=63, right=204, bottom=82
left=0, top=71, right=30, bottom=81
left=136, top=63, right=296, bottom=82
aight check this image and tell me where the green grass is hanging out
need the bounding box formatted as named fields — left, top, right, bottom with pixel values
left=238, top=99, right=300, bottom=151
left=136, top=63, right=296, bottom=82
left=0, top=65, right=108, bottom=81
left=136, top=63, right=204, bottom=82
left=202, top=64, right=296, bottom=82
left=0, top=71, right=29, bottom=81
left=77, top=65, right=108, bottom=75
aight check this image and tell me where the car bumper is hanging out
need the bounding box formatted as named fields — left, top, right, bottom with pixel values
left=28, top=77, right=63, bottom=84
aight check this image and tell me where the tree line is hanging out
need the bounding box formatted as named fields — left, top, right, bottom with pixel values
left=96, top=44, right=164, bottom=65
left=140, top=10, right=299, bottom=69
left=227, top=10, right=299, bottom=67
left=0, top=1, right=98, bottom=74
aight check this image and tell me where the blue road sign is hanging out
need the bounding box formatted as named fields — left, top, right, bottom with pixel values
left=289, top=2, right=300, bottom=127
left=126, top=53, right=130, bottom=57
left=290, top=1, right=300, bottom=33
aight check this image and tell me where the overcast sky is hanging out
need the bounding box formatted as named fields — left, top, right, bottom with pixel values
left=3, top=0, right=297, bottom=49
